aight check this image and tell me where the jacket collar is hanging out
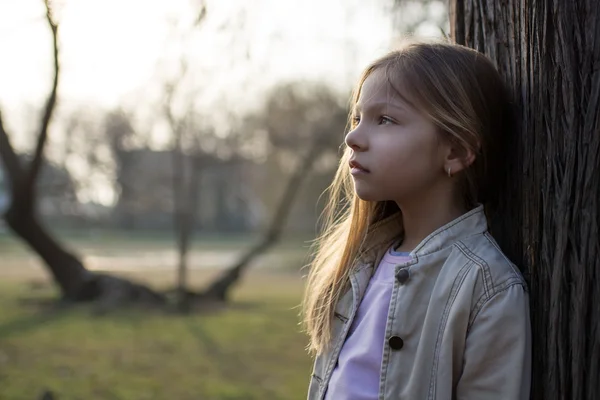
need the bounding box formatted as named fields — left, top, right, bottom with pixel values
left=356, top=204, right=488, bottom=265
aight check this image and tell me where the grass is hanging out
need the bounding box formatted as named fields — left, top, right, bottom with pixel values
left=0, top=270, right=313, bottom=400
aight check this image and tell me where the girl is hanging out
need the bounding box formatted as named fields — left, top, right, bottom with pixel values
left=303, top=40, right=531, bottom=400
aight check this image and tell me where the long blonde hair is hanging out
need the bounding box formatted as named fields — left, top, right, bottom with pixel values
left=302, top=40, right=513, bottom=354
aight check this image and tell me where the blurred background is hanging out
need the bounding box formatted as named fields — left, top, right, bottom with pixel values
left=0, top=1, right=447, bottom=399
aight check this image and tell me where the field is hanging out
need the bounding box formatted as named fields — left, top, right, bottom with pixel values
left=0, top=231, right=314, bottom=400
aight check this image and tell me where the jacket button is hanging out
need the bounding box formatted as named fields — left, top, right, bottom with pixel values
left=388, top=336, right=404, bottom=350
left=395, top=268, right=410, bottom=284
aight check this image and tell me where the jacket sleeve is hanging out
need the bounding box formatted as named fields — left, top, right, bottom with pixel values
left=455, top=283, right=531, bottom=400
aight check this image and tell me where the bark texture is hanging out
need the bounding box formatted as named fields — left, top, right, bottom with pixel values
left=450, top=1, right=600, bottom=399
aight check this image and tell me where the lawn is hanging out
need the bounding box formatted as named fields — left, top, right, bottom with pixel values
left=0, top=268, right=313, bottom=400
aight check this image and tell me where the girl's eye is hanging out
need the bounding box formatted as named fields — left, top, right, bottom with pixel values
left=379, top=116, right=395, bottom=125
left=352, top=115, right=361, bottom=125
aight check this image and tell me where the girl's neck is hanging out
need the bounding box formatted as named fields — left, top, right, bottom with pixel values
left=394, top=197, right=467, bottom=253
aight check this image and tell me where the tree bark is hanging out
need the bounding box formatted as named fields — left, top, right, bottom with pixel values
left=450, top=1, right=600, bottom=399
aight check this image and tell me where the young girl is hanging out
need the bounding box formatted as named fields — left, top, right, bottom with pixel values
left=303, top=40, right=531, bottom=400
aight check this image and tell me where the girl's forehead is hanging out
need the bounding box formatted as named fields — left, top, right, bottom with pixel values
left=356, top=69, right=411, bottom=110
left=360, top=69, right=390, bottom=96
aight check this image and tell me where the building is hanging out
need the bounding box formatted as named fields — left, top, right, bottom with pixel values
left=112, top=149, right=267, bottom=232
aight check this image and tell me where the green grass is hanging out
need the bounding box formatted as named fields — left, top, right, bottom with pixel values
left=0, top=273, right=313, bottom=400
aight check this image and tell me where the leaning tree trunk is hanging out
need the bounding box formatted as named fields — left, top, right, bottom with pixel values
left=450, top=1, right=600, bottom=399
left=201, top=138, right=326, bottom=301
left=0, top=0, right=165, bottom=308
left=0, top=1, right=89, bottom=300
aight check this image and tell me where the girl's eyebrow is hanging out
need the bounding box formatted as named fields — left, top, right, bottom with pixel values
left=353, top=101, right=407, bottom=115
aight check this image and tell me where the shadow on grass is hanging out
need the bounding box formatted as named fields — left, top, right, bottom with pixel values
left=0, top=290, right=268, bottom=341
left=0, top=297, right=73, bottom=340
left=183, top=302, right=281, bottom=399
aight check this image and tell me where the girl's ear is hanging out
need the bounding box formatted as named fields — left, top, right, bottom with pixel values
left=443, top=141, right=477, bottom=176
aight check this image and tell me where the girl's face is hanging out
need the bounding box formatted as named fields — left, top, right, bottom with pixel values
left=345, top=68, right=452, bottom=204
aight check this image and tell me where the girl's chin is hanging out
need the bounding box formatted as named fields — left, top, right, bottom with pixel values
left=354, top=189, right=380, bottom=202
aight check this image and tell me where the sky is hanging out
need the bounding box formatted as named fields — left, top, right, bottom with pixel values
left=0, top=0, right=445, bottom=205
left=0, top=0, right=404, bottom=131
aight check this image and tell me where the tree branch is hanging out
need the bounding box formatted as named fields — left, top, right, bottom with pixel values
left=201, top=139, right=324, bottom=300
left=24, top=0, right=59, bottom=197
left=0, top=111, right=24, bottom=191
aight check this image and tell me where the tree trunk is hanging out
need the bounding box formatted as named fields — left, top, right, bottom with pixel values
left=3, top=209, right=92, bottom=299
left=202, top=140, right=324, bottom=301
left=450, top=1, right=600, bottom=399
left=171, top=124, right=189, bottom=310
left=0, top=1, right=166, bottom=307
left=171, top=149, right=202, bottom=312
left=0, top=1, right=90, bottom=301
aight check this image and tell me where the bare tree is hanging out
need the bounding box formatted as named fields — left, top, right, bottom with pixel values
left=449, top=1, right=600, bottom=399
left=158, top=4, right=214, bottom=310
left=155, top=2, right=253, bottom=308
left=202, top=83, right=346, bottom=301
left=0, top=0, right=164, bottom=307
left=0, top=1, right=87, bottom=299
left=162, top=68, right=204, bottom=311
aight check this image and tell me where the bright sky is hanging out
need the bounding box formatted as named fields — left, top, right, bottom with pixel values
left=0, top=0, right=403, bottom=132
left=0, top=0, right=444, bottom=205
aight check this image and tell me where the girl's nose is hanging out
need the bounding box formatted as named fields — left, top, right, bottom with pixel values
left=345, top=126, right=368, bottom=151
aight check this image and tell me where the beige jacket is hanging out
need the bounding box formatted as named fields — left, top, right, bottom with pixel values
left=307, top=205, right=531, bottom=399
